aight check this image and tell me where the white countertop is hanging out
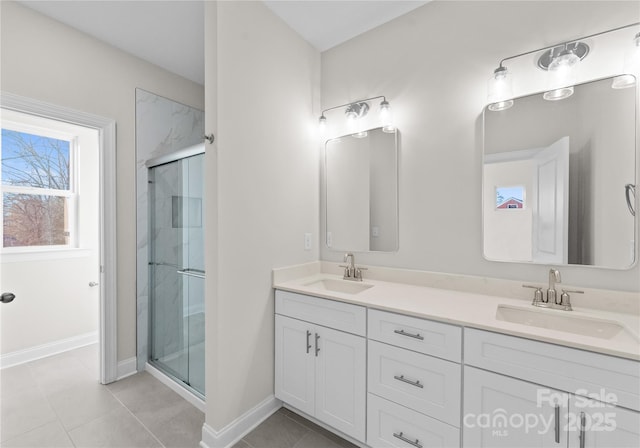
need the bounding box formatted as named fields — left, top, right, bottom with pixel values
left=273, top=269, right=640, bottom=361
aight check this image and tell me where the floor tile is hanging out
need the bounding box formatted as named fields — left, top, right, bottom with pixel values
left=107, top=371, right=191, bottom=425
left=28, top=351, right=96, bottom=396
left=145, top=404, right=205, bottom=448
left=0, top=364, right=46, bottom=410
left=280, top=408, right=358, bottom=448
left=243, top=411, right=309, bottom=448
left=67, top=407, right=162, bottom=448
left=0, top=395, right=58, bottom=443
left=292, top=430, right=344, bottom=448
left=0, top=421, right=73, bottom=448
left=47, top=382, right=123, bottom=430
left=71, top=343, right=100, bottom=379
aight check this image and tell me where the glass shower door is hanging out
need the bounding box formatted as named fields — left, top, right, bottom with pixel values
left=149, top=152, right=204, bottom=397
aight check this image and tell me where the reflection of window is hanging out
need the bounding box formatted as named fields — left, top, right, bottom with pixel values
left=496, top=186, right=525, bottom=209
left=1, top=127, right=76, bottom=249
left=496, top=185, right=525, bottom=209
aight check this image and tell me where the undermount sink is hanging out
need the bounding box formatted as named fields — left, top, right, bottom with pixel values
left=304, top=278, right=374, bottom=295
left=496, top=304, right=626, bottom=340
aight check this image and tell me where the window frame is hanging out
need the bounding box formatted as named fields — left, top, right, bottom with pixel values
left=1, top=119, right=79, bottom=253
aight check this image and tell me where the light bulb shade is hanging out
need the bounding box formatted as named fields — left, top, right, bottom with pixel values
left=612, top=74, right=636, bottom=89
left=544, top=50, right=579, bottom=101
left=379, top=100, right=395, bottom=132
left=487, top=66, right=514, bottom=111
left=318, top=116, right=327, bottom=137
left=543, top=86, right=574, bottom=101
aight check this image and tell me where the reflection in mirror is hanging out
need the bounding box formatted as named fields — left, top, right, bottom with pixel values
left=483, top=76, right=636, bottom=269
left=325, top=127, right=398, bottom=252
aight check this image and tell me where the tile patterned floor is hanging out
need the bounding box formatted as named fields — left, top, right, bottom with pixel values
left=1, top=345, right=357, bottom=448
left=233, top=408, right=358, bottom=448
left=0, top=344, right=204, bottom=448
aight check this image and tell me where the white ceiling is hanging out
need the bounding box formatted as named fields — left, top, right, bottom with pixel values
left=19, top=1, right=429, bottom=86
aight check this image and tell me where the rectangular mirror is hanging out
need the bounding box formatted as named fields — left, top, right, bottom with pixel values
left=483, top=76, right=636, bottom=269
left=325, top=127, right=398, bottom=252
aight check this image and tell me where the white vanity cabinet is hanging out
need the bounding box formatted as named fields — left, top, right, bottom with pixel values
left=274, top=290, right=367, bottom=442
left=367, top=309, right=462, bottom=447
left=463, top=328, right=640, bottom=448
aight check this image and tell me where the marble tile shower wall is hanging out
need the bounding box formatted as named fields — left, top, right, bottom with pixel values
left=135, top=89, right=204, bottom=371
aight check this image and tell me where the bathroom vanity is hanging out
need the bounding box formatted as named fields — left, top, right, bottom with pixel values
left=273, top=264, right=640, bottom=448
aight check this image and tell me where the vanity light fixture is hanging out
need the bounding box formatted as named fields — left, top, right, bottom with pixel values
left=318, top=96, right=394, bottom=135
left=487, top=22, right=640, bottom=110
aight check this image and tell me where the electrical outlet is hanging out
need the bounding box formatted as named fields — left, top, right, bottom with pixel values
left=304, top=233, right=312, bottom=250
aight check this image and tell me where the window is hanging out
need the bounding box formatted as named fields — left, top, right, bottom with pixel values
left=1, top=124, right=77, bottom=250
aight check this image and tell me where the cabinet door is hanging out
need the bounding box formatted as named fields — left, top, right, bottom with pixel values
left=568, top=398, right=640, bottom=448
left=275, top=315, right=315, bottom=416
left=464, top=366, right=568, bottom=448
left=315, top=325, right=366, bottom=442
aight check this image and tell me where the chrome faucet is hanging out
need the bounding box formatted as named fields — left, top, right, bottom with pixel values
left=522, top=268, right=583, bottom=311
left=340, top=252, right=366, bottom=281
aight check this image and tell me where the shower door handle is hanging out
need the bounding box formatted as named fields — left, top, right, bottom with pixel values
left=177, top=269, right=206, bottom=279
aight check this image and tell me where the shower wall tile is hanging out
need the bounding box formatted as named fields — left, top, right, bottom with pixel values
left=136, top=89, right=204, bottom=372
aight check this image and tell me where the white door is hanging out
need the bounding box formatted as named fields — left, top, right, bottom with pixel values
left=568, top=397, right=640, bottom=448
left=464, top=366, right=569, bottom=448
left=315, top=325, right=366, bottom=442
left=532, top=136, right=569, bottom=264
left=274, top=315, right=315, bottom=416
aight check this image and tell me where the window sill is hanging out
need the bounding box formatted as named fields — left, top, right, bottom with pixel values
left=0, top=248, right=92, bottom=263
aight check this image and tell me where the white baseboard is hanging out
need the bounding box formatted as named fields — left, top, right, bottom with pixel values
left=0, top=331, right=98, bottom=369
left=200, top=395, right=281, bottom=448
left=116, top=356, right=138, bottom=380
left=144, top=362, right=205, bottom=412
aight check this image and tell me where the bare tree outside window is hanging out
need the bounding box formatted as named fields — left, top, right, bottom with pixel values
left=1, top=129, right=72, bottom=248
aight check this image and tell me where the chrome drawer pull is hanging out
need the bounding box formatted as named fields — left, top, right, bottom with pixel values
left=394, top=374, right=424, bottom=389
left=393, top=432, right=422, bottom=448
left=554, top=404, right=560, bottom=443
left=393, top=329, right=424, bottom=340
left=579, top=412, right=586, bottom=448
left=315, top=333, right=320, bottom=357
left=306, top=330, right=311, bottom=354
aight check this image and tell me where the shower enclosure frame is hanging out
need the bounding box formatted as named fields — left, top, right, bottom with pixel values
left=145, top=143, right=205, bottom=400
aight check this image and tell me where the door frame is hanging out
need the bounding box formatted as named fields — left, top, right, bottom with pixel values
left=1, top=91, right=118, bottom=384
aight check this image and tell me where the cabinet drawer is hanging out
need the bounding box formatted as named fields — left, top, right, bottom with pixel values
left=367, top=393, right=460, bottom=448
left=275, top=290, right=366, bottom=336
left=465, top=328, right=640, bottom=412
left=368, top=340, right=461, bottom=426
left=368, top=309, right=462, bottom=362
